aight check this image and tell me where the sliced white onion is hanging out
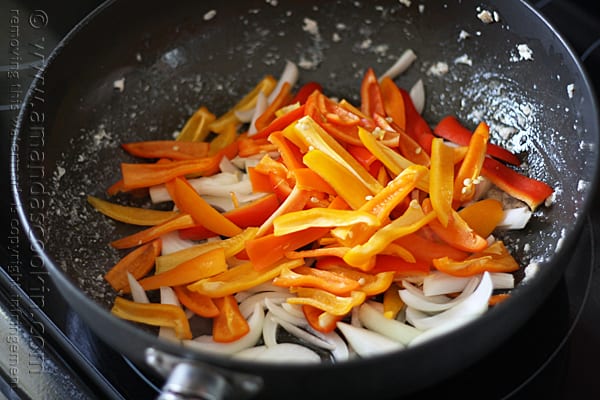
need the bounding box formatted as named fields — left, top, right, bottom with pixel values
left=262, top=312, right=279, bottom=347
left=405, top=272, right=493, bottom=331
left=336, top=322, right=404, bottom=358
left=250, top=343, right=321, bottom=364
left=238, top=291, right=289, bottom=319
left=497, top=207, right=532, bottom=230
left=400, top=277, right=478, bottom=313
left=234, top=107, right=256, bottom=123
left=490, top=272, right=515, bottom=290
left=423, top=271, right=514, bottom=296
left=379, top=48, right=417, bottom=81
left=159, top=286, right=184, bottom=341
left=233, top=345, right=268, bottom=360
left=185, top=303, right=264, bottom=355
left=408, top=315, right=476, bottom=347
left=351, top=307, right=362, bottom=328
left=126, top=272, right=149, bottom=304
left=265, top=297, right=307, bottom=326
left=149, top=172, right=248, bottom=203
left=281, top=302, right=305, bottom=319
left=358, top=302, right=422, bottom=345
left=271, top=314, right=335, bottom=351
left=160, top=231, right=196, bottom=256
left=268, top=60, right=299, bottom=104
left=219, top=156, right=241, bottom=174
left=409, top=79, right=425, bottom=114
left=248, top=91, right=268, bottom=136
left=311, top=330, right=349, bottom=362
left=471, top=176, right=493, bottom=202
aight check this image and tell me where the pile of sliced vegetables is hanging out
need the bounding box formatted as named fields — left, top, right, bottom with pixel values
left=89, top=58, right=554, bottom=363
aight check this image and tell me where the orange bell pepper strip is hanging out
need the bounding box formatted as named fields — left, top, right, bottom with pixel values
left=111, top=213, right=196, bottom=249
left=254, top=154, right=290, bottom=180
left=292, top=168, right=336, bottom=195
left=104, top=239, right=162, bottom=291
left=272, top=208, right=380, bottom=236
left=121, top=140, right=210, bottom=160
left=489, top=293, right=511, bottom=306
left=209, top=122, right=238, bottom=156
left=382, top=283, right=404, bottom=320
left=186, top=258, right=304, bottom=297
left=176, top=106, right=216, bottom=142
left=303, top=149, right=372, bottom=210
left=433, top=115, right=521, bottom=166
left=284, top=246, right=351, bottom=259
left=173, top=285, right=219, bottom=318
left=380, top=76, right=406, bottom=133
left=273, top=265, right=361, bottom=296
left=287, top=288, right=366, bottom=316
left=212, top=295, right=250, bottom=343
left=343, top=201, right=437, bottom=270
left=248, top=166, right=274, bottom=193
left=432, top=240, right=519, bottom=277
left=423, top=198, right=489, bottom=253
left=268, top=130, right=305, bottom=171
left=368, top=255, right=430, bottom=277
left=209, top=75, right=277, bottom=134
left=111, top=296, right=192, bottom=340
left=453, top=122, right=489, bottom=205
left=429, top=138, right=455, bottom=227
left=256, top=185, right=310, bottom=237
left=246, top=227, right=330, bottom=271
left=283, top=115, right=383, bottom=195
left=315, top=258, right=396, bottom=296
left=120, top=157, right=221, bottom=190
left=360, top=68, right=385, bottom=117
left=171, top=176, right=242, bottom=237
left=251, top=103, right=306, bottom=140
left=237, top=137, right=278, bottom=157
left=138, top=248, right=227, bottom=291
left=87, top=195, right=179, bottom=226
left=393, top=233, right=469, bottom=265
left=155, top=227, right=258, bottom=273
left=481, top=157, right=554, bottom=211
left=254, top=82, right=293, bottom=131
left=302, top=305, right=343, bottom=333
left=458, top=198, right=504, bottom=238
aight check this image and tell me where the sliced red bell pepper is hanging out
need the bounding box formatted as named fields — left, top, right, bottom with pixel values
left=399, top=88, right=435, bottom=154
left=434, top=116, right=521, bottom=166
left=291, top=81, right=322, bottom=105
left=360, top=68, right=385, bottom=117
left=481, top=157, right=554, bottom=211
left=250, top=103, right=306, bottom=140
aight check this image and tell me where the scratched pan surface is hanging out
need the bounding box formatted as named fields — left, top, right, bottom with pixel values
left=12, top=0, right=599, bottom=398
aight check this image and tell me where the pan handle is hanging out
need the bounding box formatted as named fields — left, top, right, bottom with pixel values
left=145, top=348, right=263, bottom=400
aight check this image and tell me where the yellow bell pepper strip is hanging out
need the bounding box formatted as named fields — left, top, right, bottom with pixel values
left=383, top=283, right=404, bottom=320
left=176, top=106, right=216, bottom=142
left=315, top=258, right=396, bottom=296
left=433, top=115, right=521, bottom=166
left=343, top=201, right=437, bottom=270
left=303, top=149, right=372, bottom=210
left=457, top=198, right=504, bottom=238
left=331, top=164, right=428, bottom=246
left=393, top=233, right=469, bottom=266
left=423, top=198, right=489, bottom=253
left=138, top=248, right=228, bottom=291
left=380, top=243, right=415, bottom=263
left=208, top=75, right=277, bottom=134
left=273, top=265, right=361, bottom=296
left=302, top=305, right=344, bottom=333
left=209, top=122, right=238, bottom=156
left=120, top=157, right=221, bottom=190
left=171, top=176, right=242, bottom=237
left=186, top=258, right=304, bottom=297
left=212, top=295, right=250, bottom=343
left=104, top=239, right=162, bottom=291
left=360, top=68, right=386, bottom=117
left=481, top=157, right=554, bottom=211
left=173, top=285, right=220, bottom=318
left=254, top=82, right=293, bottom=131
left=453, top=122, right=489, bottom=205
left=111, top=296, right=192, bottom=340
left=432, top=240, right=519, bottom=277
left=155, top=227, right=258, bottom=273
left=283, top=115, right=383, bottom=195
left=87, top=195, right=179, bottom=226
left=429, top=138, right=455, bottom=227
left=287, top=288, right=366, bottom=316
left=111, top=213, right=196, bottom=249
left=272, top=208, right=380, bottom=236
left=379, top=76, right=406, bottom=133
left=121, top=140, right=210, bottom=161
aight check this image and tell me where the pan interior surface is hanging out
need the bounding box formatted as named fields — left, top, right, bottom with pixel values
left=12, top=0, right=599, bottom=396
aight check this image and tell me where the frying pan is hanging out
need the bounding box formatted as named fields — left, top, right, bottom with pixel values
left=11, top=0, right=599, bottom=398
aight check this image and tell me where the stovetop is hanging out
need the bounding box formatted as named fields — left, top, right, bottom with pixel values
left=1, top=1, right=599, bottom=399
